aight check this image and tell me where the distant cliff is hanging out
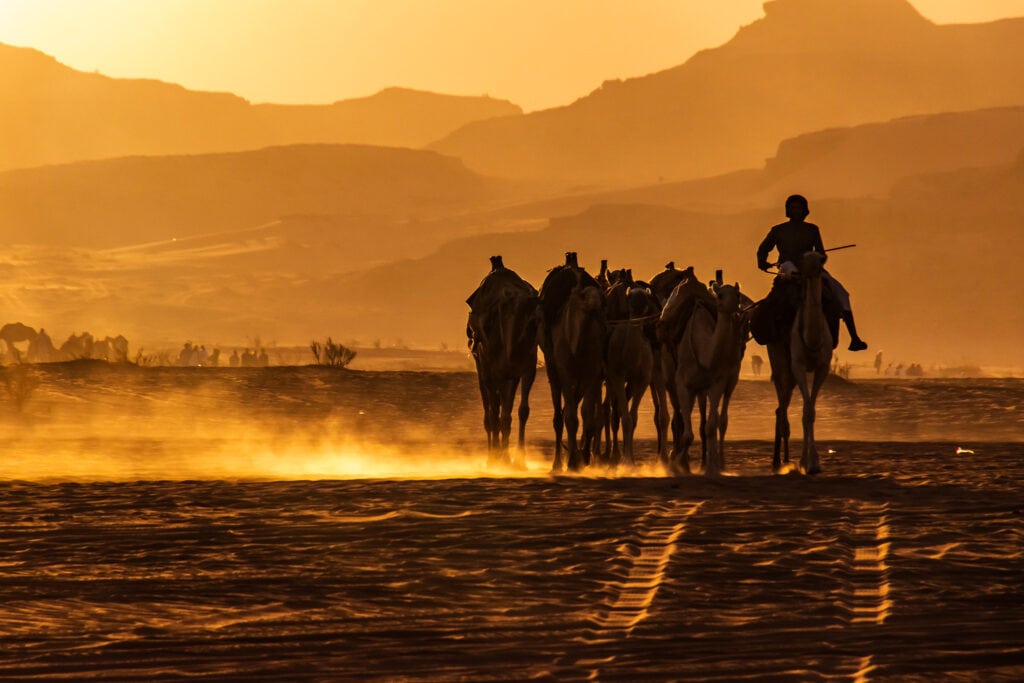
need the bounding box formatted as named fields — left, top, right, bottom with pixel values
left=0, top=43, right=521, bottom=172
left=430, top=0, right=1024, bottom=184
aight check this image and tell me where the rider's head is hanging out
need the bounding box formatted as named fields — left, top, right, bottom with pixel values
left=785, top=194, right=809, bottom=221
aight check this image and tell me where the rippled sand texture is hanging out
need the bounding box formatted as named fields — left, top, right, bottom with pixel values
left=0, top=364, right=1020, bottom=680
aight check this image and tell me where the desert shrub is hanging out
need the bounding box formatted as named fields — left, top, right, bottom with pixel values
left=2, top=364, right=40, bottom=412
left=310, top=337, right=357, bottom=368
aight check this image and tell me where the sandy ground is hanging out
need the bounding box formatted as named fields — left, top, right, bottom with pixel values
left=0, top=363, right=1020, bottom=680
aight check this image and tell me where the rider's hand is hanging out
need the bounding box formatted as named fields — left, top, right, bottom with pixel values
left=757, top=259, right=770, bottom=272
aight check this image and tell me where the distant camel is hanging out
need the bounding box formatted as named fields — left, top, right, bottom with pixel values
left=666, top=281, right=748, bottom=475
left=58, top=332, right=95, bottom=361
left=0, top=322, right=38, bottom=363
left=767, top=251, right=833, bottom=474
left=27, top=328, right=56, bottom=363
left=603, top=284, right=660, bottom=468
left=466, top=256, right=540, bottom=465
left=540, top=253, right=606, bottom=472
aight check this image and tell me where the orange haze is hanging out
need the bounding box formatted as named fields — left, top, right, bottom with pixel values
left=0, top=0, right=1020, bottom=111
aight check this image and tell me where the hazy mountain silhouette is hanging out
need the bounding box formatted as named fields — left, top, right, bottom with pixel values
left=480, top=106, right=1024, bottom=217
left=430, top=0, right=1024, bottom=184
left=0, top=144, right=531, bottom=248
left=8, top=150, right=1020, bottom=364
left=317, top=151, right=1023, bottom=366
left=0, top=43, right=521, bottom=172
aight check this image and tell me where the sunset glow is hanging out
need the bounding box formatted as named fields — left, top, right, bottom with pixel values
left=0, top=0, right=1020, bottom=111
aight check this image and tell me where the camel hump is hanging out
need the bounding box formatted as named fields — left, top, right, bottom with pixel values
left=467, top=263, right=536, bottom=309
left=657, top=277, right=711, bottom=345
left=0, top=322, right=38, bottom=342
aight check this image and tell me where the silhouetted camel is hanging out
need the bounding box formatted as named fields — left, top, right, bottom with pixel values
left=767, top=251, right=833, bottom=474
left=646, top=262, right=695, bottom=463
left=657, top=272, right=714, bottom=469
left=466, top=256, right=540, bottom=465
left=664, top=281, right=748, bottom=475
left=603, top=284, right=660, bottom=468
left=540, top=253, right=606, bottom=472
left=0, top=322, right=38, bottom=363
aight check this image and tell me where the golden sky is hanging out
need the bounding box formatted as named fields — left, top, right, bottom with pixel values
left=1, top=0, right=1023, bottom=111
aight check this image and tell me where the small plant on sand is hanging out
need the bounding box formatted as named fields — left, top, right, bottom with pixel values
left=2, top=363, right=40, bottom=412
left=310, top=337, right=357, bottom=368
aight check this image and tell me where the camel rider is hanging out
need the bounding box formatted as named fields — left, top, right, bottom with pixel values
left=756, top=194, right=868, bottom=351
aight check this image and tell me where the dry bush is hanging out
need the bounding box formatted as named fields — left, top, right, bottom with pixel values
left=310, top=337, right=357, bottom=368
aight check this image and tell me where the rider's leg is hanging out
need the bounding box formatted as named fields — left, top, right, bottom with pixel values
left=822, top=272, right=867, bottom=351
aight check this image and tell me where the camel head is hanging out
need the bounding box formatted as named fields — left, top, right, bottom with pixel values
left=714, top=283, right=742, bottom=316
left=628, top=286, right=658, bottom=319
left=799, top=250, right=826, bottom=277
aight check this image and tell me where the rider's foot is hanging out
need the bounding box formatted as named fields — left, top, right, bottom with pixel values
left=848, top=338, right=868, bottom=352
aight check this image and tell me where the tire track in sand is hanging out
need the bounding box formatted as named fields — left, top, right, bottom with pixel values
left=566, top=500, right=704, bottom=679
left=838, top=500, right=892, bottom=682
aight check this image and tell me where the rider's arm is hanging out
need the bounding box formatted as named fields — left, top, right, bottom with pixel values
left=813, top=226, right=827, bottom=264
left=756, top=229, right=776, bottom=271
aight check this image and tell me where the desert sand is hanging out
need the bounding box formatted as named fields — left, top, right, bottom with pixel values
left=0, top=362, right=1019, bottom=680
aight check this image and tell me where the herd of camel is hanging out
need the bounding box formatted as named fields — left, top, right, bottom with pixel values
left=465, top=251, right=835, bottom=476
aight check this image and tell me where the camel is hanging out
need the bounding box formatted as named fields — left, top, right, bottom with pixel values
left=766, top=250, right=833, bottom=474
left=0, top=322, right=38, bottom=364
left=540, top=253, right=606, bottom=472
left=657, top=273, right=714, bottom=468
left=466, top=256, right=540, bottom=466
left=603, top=284, right=660, bottom=468
left=666, top=281, right=748, bottom=475
left=646, top=262, right=695, bottom=463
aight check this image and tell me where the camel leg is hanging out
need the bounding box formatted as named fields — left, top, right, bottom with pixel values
left=582, top=383, right=602, bottom=469
left=652, top=383, right=668, bottom=464
left=627, top=378, right=648, bottom=469
left=718, top=376, right=738, bottom=472
left=651, top=349, right=668, bottom=463
left=565, top=389, right=583, bottom=472
left=547, top=367, right=564, bottom=472
left=476, top=369, right=494, bottom=450
left=600, top=390, right=612, bottom=464
left=486, top=386, right=501, bottom=455
left=704, top=384, right=725, bottom=476
left=665, top=370, right=684, bottom=472
left=769, top=344, right=795, bottom=472
left=609, top=378, right=631, bottom=469
left=517, top=364, right=536, bottom=457
left=498, top=378, right=519, bottom=460
left=697, top=392, right=708, bottom=470
left=677, top=387, right=697, bottom=475
left=772, top=383, right=793, bottom=472
left=797, top=366, right=828, bottom=475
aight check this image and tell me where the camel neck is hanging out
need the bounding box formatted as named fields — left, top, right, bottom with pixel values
left=800, top=274, right=827, bottom=352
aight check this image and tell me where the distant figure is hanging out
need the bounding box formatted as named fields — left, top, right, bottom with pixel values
left=209, top=348, right=221, bottom=367
left=874, top=350, right=884, bottom=375
left=197, top=345, right=209, bottom=366
left=229, top=349, right=240, bottom=367
left=241, top=348, right=255, bottom=367
left=27, top=328, right=55, bottom=363
left=755, top=195, right=868, bottom=351
left=178, top=342, right=193, bottom=367
left=751, top=353, right=764, bottom=377
left=257, top=348, right=269, bottom=367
